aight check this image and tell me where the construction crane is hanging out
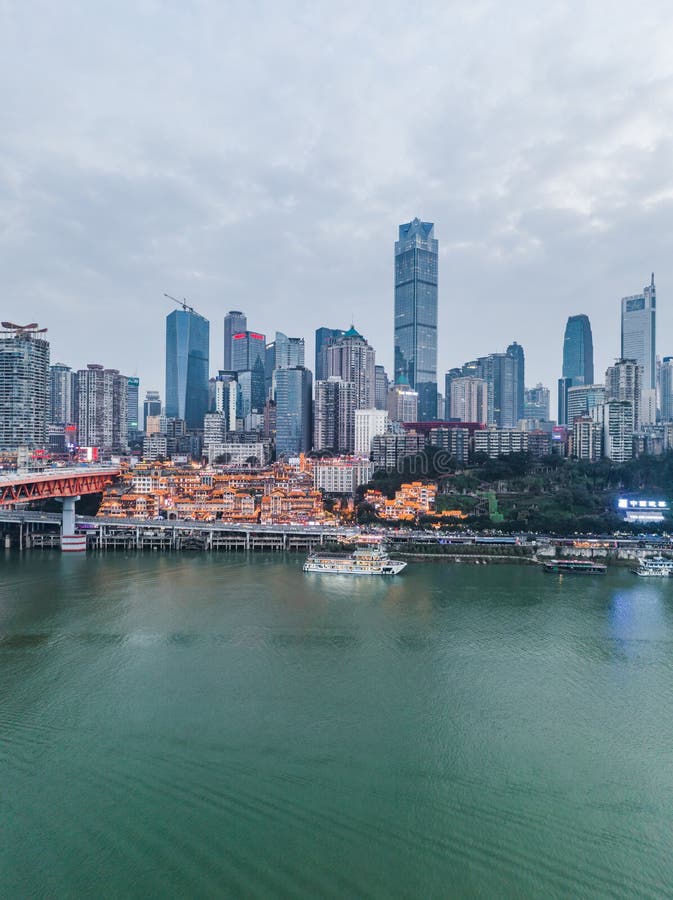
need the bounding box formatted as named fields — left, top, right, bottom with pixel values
left=163, top=293, right=196, bottom=314
left=0, top=321, right=48, bottom=335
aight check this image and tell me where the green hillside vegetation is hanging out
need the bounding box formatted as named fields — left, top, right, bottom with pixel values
left=359, top=450, right=673, bottom=534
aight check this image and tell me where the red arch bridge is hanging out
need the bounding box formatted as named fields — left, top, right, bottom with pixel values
left=0, top=467, right=119, bottom=551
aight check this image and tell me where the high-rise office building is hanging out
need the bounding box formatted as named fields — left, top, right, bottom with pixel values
left=314, top=379, right=339, bottom=452
left=394, top=218, right=438, bottom=420
left=592, top=401, right=634, bottom=462
left=445, top=361, right=486, bottom=419
left=605, top=358, right=641, bottom=430
left=49, top=363, right=76, bottom=426
left=165, top=308, right=210, bottom=430
left=558, top=314, right=594, bottom=423
left=232, top=330, right=265, bottom=373
left=622, top=275, right=656, bottom=424
left=524, top=384, right=550, bottom=421
left=563, top=315, right=594, bottom=385
left=211, top=372, right=239, bottom=431
left=622, top=275, right=656, bottom=389
left=265, top=332, right=305, bottom=395
left=0, top=326, right=50, bottom=450
left=661, top=357, right=673, bottom=422
left=354, top=409, right=388, bottom=455
left=449, top=377, right=488, bottom=424
left=387, top=378, right=419, bottom=423
left=444, top=368, right=462, bottom=419
left=76, top=364, right=128, bottom=453
left=572, top=417, right=603, bottom=462
left=273, top=367, right=312, bottom=458
left=566, top=384, right=606, bottom=425
left=237, top=368, right=264, bottom=426
left=324, top=327, right=375, bottom=410
left=487, top=353, right=517, bottom=428
left=143, top=391, right=162, bottom=432
left=127, top=377, right=140, bottom=443
left=375, top=365, right=389, bottom=410
left=557, top=377, right=572, bottom=428
left=315, top=327, right=345, bottom=382
left=507, top=342, right=525, bottom=422
left=224, top=311, right=246, bottom=370
left=313, top=378, right=357, bottom=453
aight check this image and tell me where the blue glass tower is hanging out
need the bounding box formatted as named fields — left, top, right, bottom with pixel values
left=394, top=218, right=438, bottom=421
left=165, top=309, right=210, bottom=430
left=315, top=327, right=345, bottom=382
left=507, top=342, right=525, bottom=423
left=563, top=315, right=594, bottom=386
left=558, top=314, right=594, bottom=424
left=273, top=367, right=313, bottom=458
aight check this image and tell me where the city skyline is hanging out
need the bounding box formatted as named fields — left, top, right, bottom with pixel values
left=2, top=4, right=673, bottom=399
left=30, top=265, right=663, bottom=422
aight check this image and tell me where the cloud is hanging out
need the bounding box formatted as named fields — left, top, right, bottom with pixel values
left=1, top=0, right=673, bottom=407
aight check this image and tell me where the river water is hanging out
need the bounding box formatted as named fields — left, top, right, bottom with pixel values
left=1, top=552, right=673, bottom=898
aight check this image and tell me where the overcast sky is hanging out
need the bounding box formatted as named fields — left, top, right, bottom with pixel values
left=2, top=0, right=673, bottom=408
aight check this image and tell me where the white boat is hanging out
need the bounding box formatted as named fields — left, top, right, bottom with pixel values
left=303, top=542, right=407, bottom=576
left=632, top=555, right=673, bottom=577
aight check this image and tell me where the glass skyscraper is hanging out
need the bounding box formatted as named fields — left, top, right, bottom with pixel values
left=266, top=332, right=305, bottom=395
left=660, top=357, right=673, bottom=422
left=506, top=342, right=525, bottom=423
left=49, top=363, right=76, bottom=426
left=558, top=314, right=594, bottom=423
left=224, top=311, right=246, bottom=371
left=143, top=390, right=162, bottom=432
left=394, top=218, right=438, bottom=421
left=273, top=366, right=313, bottom=458
left=562, top=315, right=594, bottom=385
left=622, top=274, right=656, bottom=390
left=0, top=329, right=50, bottom=450
left=127, top=376, right=140, bottom=442
left=165, top=309, right=210, bottom=430
left=315, top=327, right=345, bottom=382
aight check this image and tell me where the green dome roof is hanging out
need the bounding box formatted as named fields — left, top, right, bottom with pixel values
left=343, top=325, right=362, bottom=338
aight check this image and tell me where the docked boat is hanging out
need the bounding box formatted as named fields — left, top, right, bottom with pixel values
left=632, top=556, right=673, bottom=577
left=543, top=559, right=607, bottom=575
left=303, top=542, right=407, bottom=576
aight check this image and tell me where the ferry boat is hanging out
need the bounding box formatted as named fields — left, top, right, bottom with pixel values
left=543, top=559, right=607, bottom=575
left=303, top=542, right=407, bottom=576
left=632, top=555, right=673, bottom=577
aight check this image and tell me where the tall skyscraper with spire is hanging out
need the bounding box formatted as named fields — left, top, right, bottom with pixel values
left=394, top=218, right=438, bottom=421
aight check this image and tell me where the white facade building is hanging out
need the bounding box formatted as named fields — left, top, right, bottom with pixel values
left=313, top=459, right=374, bottom=494
left=387, top=381, right=419, bottom=422
left=592, top=401, right=634, bottom=462
left=605, top=359, right=641, bottom=430
left=206, top=442, right=267, bottom=466
left=473, top=428, right=528, bottom=458
left=354, top=409, right=388, bottom=455
left=572, top=416, right=603, bottom=461
left=449, top=376, right=488, bottom=424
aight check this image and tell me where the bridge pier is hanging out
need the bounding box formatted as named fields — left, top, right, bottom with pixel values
left=61, top=496, right=86, bottom=552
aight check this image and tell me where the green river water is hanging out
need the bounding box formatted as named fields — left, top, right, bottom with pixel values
left=1, top=552, right=672, bottom=898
